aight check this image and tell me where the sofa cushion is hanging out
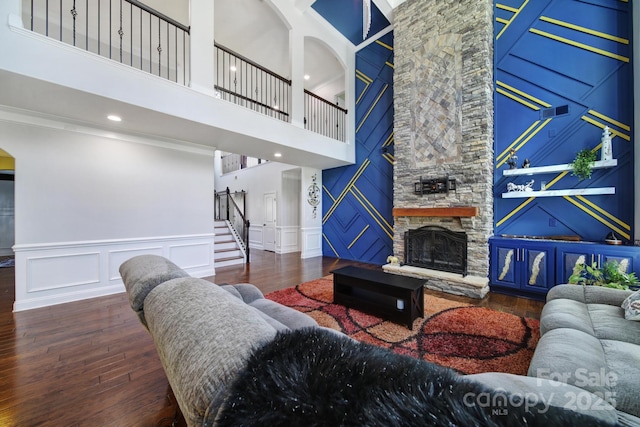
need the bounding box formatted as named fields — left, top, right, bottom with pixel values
left=118, top=254, right=189, bottom=326
left=466, top=372, right=619, bottom=425
left=540, top=299, right=640, bottom=344
left=548, top=284, right=632, bottom=306
left=529, top=328, right=640, bottom=417
left=249, top=298, right=319, bottom=330
left=144, top=277, right=279, bottom=427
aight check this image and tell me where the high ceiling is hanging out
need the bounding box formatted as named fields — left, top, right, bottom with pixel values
left=311, top=0, right=390, bottom=45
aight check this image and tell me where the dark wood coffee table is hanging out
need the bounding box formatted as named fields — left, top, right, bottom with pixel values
left=331, top=266, right=425, bottom=329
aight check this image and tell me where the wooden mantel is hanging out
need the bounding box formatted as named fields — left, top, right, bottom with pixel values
left=393, top=207, right=479, bottom=217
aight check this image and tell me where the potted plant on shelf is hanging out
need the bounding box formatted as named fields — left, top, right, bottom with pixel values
left=570, top=148, right=597, bottom=180
left=568, top=260, right=638, bottom=290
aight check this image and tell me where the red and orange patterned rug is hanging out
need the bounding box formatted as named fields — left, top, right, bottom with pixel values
left=266, top=275, right=540, bottom=375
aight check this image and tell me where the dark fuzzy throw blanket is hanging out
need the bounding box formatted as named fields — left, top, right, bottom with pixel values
left=216, top=328, right=614, bottom=427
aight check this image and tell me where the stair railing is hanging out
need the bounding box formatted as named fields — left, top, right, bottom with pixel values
left=214, top=188, right=250, bottom=263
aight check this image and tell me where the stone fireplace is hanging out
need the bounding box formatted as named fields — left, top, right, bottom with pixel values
left=383, top=0, right=493, bottom=299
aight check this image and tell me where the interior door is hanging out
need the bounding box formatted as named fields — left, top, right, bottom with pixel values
left=263, top=192, right=276, bottom=252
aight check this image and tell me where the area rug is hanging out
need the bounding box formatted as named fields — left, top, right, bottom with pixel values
left=266, top=275, right=540, bottom=375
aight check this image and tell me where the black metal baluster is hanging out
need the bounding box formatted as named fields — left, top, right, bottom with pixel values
left=157, top=16, right=161, bottom=76
left=129, top=1, right=132, bottom=66
left=109, top=0, right=112, bottom=59
left=118, top=0, right=123, bottom=63
left=71, top=0, right=78, bottom=46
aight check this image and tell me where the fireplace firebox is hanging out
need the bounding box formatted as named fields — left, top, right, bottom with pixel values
left=404, top=226, right=467, bottom=276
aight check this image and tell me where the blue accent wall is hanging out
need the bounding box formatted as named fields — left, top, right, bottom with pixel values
left=322, top=32, right=394, bottom=264
left=494, top=0, right=634, bottom=242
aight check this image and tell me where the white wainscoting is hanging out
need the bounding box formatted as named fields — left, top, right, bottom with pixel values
left=276, top=226, right=300, bottom=254
left=300, top=227, right=322, bottom=259
left=249, top=225, right=264, bottom=250
left=12, top=234, right=214, bottom=311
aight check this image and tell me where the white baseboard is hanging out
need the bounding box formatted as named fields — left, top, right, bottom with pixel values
left=12, top=234, right=214, bottom=311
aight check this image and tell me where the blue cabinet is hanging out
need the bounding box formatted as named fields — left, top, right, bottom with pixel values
left=555, top=242, right=640, bottom=284
left=490, top=238, right=554, bottom=297
left=490, top=238, right=640, bottom=297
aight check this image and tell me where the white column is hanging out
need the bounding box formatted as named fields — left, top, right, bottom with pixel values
left=189, top=0, right=216, bottom=96
left=300, top=167, right=323, bottom=258
left=290, top=28, right=305, bottom=128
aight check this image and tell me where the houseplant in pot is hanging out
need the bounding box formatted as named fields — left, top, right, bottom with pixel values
left=568, top=260, right=638, bottom=290
left=570, top=148, right=597, bottom=180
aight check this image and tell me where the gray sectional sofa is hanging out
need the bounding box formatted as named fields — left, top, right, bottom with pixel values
left=119, top=255, right=640, bottom=426
left=528, top=285, right=640, bottom=422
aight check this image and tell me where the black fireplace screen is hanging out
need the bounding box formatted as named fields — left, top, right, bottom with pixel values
left=404, top=226, right=467, bottom=276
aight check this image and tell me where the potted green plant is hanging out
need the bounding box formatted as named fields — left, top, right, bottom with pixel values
left=570, top=148, right=597, bottom=180
left=568, top=260, right=638, bottom=290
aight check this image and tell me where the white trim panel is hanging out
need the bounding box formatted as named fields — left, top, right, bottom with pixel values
left=249, top=225, right=264, bottom=250
left=13, top=234, right=214, bottom=311
left=276, top=226, right=300, bottom=254
left=300, top=227, right=322, bottom=259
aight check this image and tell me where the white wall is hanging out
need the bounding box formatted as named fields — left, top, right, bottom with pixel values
left=1, top=109, right=215, bottom=310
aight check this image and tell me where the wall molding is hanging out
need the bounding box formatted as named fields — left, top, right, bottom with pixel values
left=13, top=234, right=214, bottom=311
left=277, top=226, right=300, bottom=254
left=301, top=226, right=322, bottom=258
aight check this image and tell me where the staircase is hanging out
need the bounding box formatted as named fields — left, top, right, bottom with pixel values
left=214, top=220, right=246, bottom=268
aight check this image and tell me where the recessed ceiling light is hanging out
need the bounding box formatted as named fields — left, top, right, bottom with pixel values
left=107, top=115, right=122, bottom=122
left=304, top=74, right=310, bottom=80
left=274, top=153, right=282, bottom=158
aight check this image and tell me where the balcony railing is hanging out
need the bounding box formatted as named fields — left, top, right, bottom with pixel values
left=25, top=0, right=190, bottom=85
left=215, top=43, right=290, bottom=122
left=24, top=2, right=348, bottom=142
left=305, top=90, right=348, bottom=142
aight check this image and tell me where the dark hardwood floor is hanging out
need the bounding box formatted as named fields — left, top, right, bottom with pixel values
left=0, top=251, right=543, bottom=426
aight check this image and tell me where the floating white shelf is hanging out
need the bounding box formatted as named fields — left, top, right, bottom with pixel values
left=502, top=159, right=617, bottom=176
left=502, top=187, right=615, bottom=198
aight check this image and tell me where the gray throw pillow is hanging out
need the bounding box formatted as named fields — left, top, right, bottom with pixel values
left=621, top=290, right=640, bottom=321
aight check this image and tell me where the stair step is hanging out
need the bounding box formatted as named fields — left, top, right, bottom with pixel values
left=214, top=241, right=238, bottom=250
left=214, top=255, right=245, bottom=268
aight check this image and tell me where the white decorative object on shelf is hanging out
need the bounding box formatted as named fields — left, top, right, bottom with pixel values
left=502, top=187, right=615, bottom=198
left=503, top=159, right=617, bottom=176
left=601, top=126, right=613, bottom=161
left=507, top=179, right=534, bottom=192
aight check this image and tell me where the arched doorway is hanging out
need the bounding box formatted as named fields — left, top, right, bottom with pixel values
left=0, top=148, right=15, bottom=310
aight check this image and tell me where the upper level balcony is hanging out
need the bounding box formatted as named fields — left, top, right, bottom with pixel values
left=0, top=0, right=355, bottom=169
